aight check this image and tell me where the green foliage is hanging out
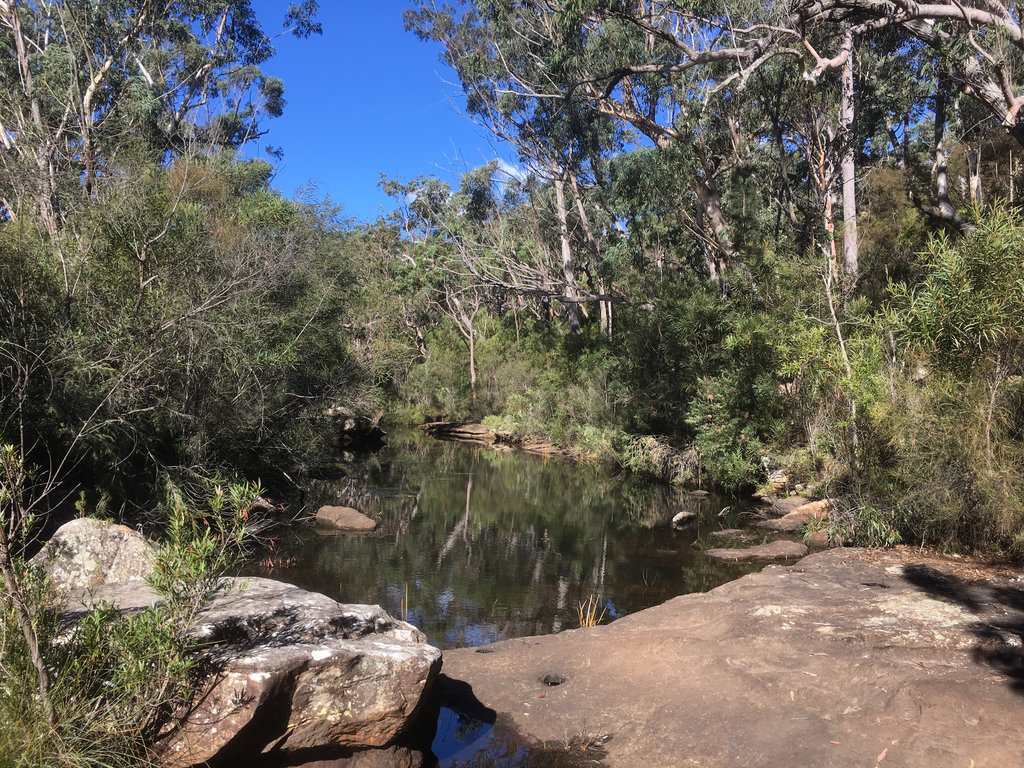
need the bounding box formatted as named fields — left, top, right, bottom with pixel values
left=0, top=481, right=258, bottom=767
left=150, top=479, right=260, bottom=608
left=866, top=373, right=1024, bottom=553
left=841, top=209, right=1024, bottom=555
left=619, top=436, right=699, bottom=486
left=828, top=503, right=903, bottom=548
left=890, top=205, right=1024, bottom=376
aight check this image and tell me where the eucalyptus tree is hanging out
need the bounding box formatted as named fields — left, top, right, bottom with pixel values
left=406, top=0, right=632, bottom=320
left=0, top=2, right=324, bottom=723
left=408, top=0, right=1024, bottom=286
left=0, top=0, right=320, bottom=235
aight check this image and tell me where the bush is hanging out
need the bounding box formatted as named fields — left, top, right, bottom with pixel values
left=870, top=207, right=1024, bottom=554
left=0, top=480, right=259, bottom=767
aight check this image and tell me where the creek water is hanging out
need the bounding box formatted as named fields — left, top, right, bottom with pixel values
left=244, top=429, right=771, bottom=766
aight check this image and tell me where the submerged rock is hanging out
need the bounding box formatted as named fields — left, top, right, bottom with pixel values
left=30, top=517, right=156, bottom=589
left=709, top=528, right=762, bottom=543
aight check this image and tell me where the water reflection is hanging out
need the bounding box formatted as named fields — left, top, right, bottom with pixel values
left=247, top=430, right=764, bottom=651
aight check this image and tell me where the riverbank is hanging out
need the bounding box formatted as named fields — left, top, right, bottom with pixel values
left=439, top=547, right=1024, bottom=766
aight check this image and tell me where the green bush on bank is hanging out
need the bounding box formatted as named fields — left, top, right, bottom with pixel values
left=848, top=207, right=1024, bottom=555
left=0, top=480, right=259, bottom=768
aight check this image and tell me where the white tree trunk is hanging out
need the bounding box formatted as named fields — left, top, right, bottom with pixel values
left=840, top=29, right=859, bottom=279
left=553, top=176, right=581, bottom=334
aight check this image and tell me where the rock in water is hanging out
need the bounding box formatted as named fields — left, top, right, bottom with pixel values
left=316, top=505, right=377, bottom=532
left=29, top=517, right=156, bottom=589
left=326, top=406, right=386, bottom=449
left=704, top=540, right=808, bottom=562
left=672, top=510, right=698, bottom=527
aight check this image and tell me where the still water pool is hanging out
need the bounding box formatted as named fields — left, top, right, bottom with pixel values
left=244, top=429, right=773, bottom=765
left=251, top=430, right=764, bottom=649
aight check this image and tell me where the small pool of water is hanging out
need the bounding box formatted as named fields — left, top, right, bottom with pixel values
left=243, top=430, right=775, bottom=765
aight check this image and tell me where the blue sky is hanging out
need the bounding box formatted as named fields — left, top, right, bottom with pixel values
left=250, top=1, right=511, bottom=223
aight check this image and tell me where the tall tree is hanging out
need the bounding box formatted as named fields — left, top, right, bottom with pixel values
left=0, top=0, right=320, bottom=234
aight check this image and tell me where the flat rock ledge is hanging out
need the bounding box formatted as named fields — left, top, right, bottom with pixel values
left=65, top=578, right=441, bottom=767
left=441, top=548, right=1024, bottom=767
left=704, top=539, right=808, bottom=562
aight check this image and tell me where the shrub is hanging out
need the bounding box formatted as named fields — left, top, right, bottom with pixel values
left=871, top=207, right=1024, bottom=554
left=0, top=480, right=259, bottom=767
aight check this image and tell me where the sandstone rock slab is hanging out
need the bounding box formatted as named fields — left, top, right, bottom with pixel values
left=755, top=499, right=830, bottom=532
left=316, top=505, right=377, bottom=532
left=704, top=539, right=808, bottom=562
left=30, top=518, right=155, bottom=589
left=762, top=495, right=817, bottom=518
left=440, top=548, right=1024, bottom=767
left=65, top=578, right=441, bottom=767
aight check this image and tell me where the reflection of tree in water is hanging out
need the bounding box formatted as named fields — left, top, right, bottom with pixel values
left=256, top=431, right=761, bottom=649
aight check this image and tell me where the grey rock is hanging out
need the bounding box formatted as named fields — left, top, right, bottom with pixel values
left=671, top=510, right=697, bottom=527
left=29, top=518, right=155, bottom=590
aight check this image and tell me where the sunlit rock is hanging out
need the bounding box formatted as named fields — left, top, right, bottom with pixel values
left=316, top=505, right=377, bottom=532
left=704, top=540, right=808, bottom=562
left=29, top=517, right=155, bottom=589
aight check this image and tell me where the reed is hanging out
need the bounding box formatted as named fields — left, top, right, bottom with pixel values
left=576, top=594, right=607, bottom=627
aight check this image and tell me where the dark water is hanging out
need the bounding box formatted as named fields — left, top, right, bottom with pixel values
left=250, top=430, right=764, bottom=649
left=244, top=430, right=772, bottom=766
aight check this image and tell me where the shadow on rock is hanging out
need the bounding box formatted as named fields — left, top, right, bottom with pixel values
left=903, top=563, right=1024, bottom=693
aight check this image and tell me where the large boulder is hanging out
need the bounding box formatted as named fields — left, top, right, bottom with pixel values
left=761, top=495, right=817, bottom=518
left=36, top=518, right=441, bottom=766
left=63, top=578, right=441, bottom=767
left=30, top=517, right=156, bottom=589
